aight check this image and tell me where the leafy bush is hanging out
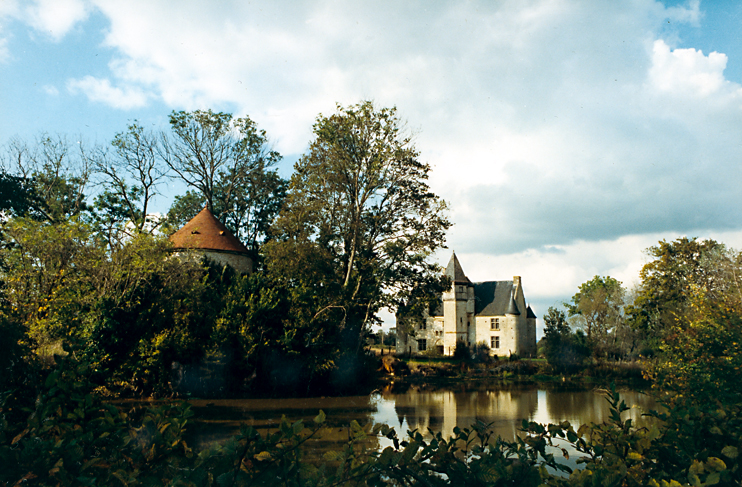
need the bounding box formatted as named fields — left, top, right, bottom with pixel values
left=453, top=339, right=471, bottom=361
left=473, top=341, right=492, bottom=363
left=4, top=354, right=742, bottom=486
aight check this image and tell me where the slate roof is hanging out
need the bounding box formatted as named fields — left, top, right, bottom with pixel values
left=473, top=280, right=518, bottom=315
left=445, top=253, right=470, bottom=284
left=431, top=280, right=519, bottom=317
left=429, top=253, right=533, bottom=318
left=169, top=207, right=249, bottom=254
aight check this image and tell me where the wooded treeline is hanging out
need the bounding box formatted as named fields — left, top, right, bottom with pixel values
left=0, top=101, right=450, bottom=398
left=541, top=236, right=742, bottom=403
left=3, top=101, right=742, bottom=485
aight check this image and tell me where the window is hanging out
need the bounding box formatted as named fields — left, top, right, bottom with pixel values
left=490, top=318, right=499, bottom=330
left=491, top=336, right=500, bottom=349
left=419, top=321, right=427, bottom=330
left=417, top=339, right=427, bottom=352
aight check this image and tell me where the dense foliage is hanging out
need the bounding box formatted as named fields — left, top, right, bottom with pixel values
left=541, top=307, right=590, bottom=373
left=266, top=101, right=450, bottom=375
left=3, top=355, right=741, bottom=486
left=0, top=102, right=451, bottom=397
left=4, top=105, right=742, bottom=484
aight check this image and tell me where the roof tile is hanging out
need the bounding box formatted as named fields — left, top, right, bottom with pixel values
left=169, top=207, right=249, bottom=254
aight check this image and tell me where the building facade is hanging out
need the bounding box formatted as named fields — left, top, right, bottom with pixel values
left=396, top=253, right=537, bottom=357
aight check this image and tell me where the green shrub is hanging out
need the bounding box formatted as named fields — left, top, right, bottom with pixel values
left=473, top=341, right=492, bottom=363
left=4, top=354, right=742, bottom=486
left=453, top=339, right=471, bottom=361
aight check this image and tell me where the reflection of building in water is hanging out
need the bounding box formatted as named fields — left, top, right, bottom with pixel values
left=387, top=386, right=539, bottom=441
left=396, top=253, right=537, bottom=357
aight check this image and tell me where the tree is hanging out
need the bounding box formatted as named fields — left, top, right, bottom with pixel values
left=165, top=189, right=205, bottom=231
left=1, top=134, right=91, bottom=222
left=542, top=306, right=590, bottom=372
left=649, top=287, right=742, bottom=402
left=626, top=237, right=725, bottom=348
left=215, top=165, right=287, bottom=257
left=162, top=110, right=281, bottom=214
left=90, top=122, right=166, bottom=242
left=268, top=101, right=451, bottom=356
left=0, top=172, right=42, bottom=218
left=642, top=243, right=742, bottom=400
left=566, top=275, right=624, bottom=356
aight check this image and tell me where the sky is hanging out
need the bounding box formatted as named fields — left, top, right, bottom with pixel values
left=2, top=0, right=742, bottom=335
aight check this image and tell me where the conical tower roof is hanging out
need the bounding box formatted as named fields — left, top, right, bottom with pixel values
left=445, top=252, right=470, bottom=284
left=506, top=291, right=521, bottom=315
left=169, top=207, right=249, bottom=254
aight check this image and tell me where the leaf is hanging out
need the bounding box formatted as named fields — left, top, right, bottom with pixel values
left=323, top=451, right=344, bottom=462
left=705, top=472, right=721, bottom=486
left=216, top=472, right=233, bottom=487
left=314, top=410, right=326, bottom=425
left=81, top=458, right=102, bottom=472
left=477, top=466, right=500, bottom=483
left=705, top=457, right=726, bottom=472
left=722, top=446, right=738, bottom=459
left=254, top=451, right=272, bottom=461
left=400, top=440, right=419, bottom=465
left=11, top=429, right=28, bottom=445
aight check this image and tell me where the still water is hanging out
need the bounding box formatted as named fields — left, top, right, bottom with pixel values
left=184, top=382, right=657, bottom=453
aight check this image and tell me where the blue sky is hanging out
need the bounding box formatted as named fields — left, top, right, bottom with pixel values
left=2, top=0, right=742, bottom=333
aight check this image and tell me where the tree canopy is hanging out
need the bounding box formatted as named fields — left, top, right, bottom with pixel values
left=626, top=237, right=726, bottom=343
left=162, top=110, right=281, bottom=215
left=268, top=101, right=450, bottom=353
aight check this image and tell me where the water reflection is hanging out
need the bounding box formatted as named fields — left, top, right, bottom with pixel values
left=382, top=384, right=539, bottom=441
left=184, top=395, right=379, bottom=451
left=182, top=382, right=656, bottom=451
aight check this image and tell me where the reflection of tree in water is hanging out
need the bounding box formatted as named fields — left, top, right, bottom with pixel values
left=545, top=388, right=657, bottom=427
left=185, top=395, right=380, bottom=452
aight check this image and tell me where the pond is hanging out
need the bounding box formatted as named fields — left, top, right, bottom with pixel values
left=182, top=381, right=658, bottom=456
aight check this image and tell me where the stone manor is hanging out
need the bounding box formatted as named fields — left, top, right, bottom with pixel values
left=396, top=253, right=537, bottom=357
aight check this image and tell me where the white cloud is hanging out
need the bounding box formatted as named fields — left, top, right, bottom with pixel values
left=24, top=0, right=90, bottom=41
left=649, top=39, right=733, bottom=97
left=10, top=0, right=742, bottom=326
left=66, top=76, right=149, bottom=109
left=69, top=1, right=742, bottom=259
left=666, top=0, right=702, bottom=27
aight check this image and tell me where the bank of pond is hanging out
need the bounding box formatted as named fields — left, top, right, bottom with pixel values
left=3, top=359, right=740, bottom=486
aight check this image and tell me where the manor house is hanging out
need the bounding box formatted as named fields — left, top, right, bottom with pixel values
left=396, top=253, right=537, bottom=357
